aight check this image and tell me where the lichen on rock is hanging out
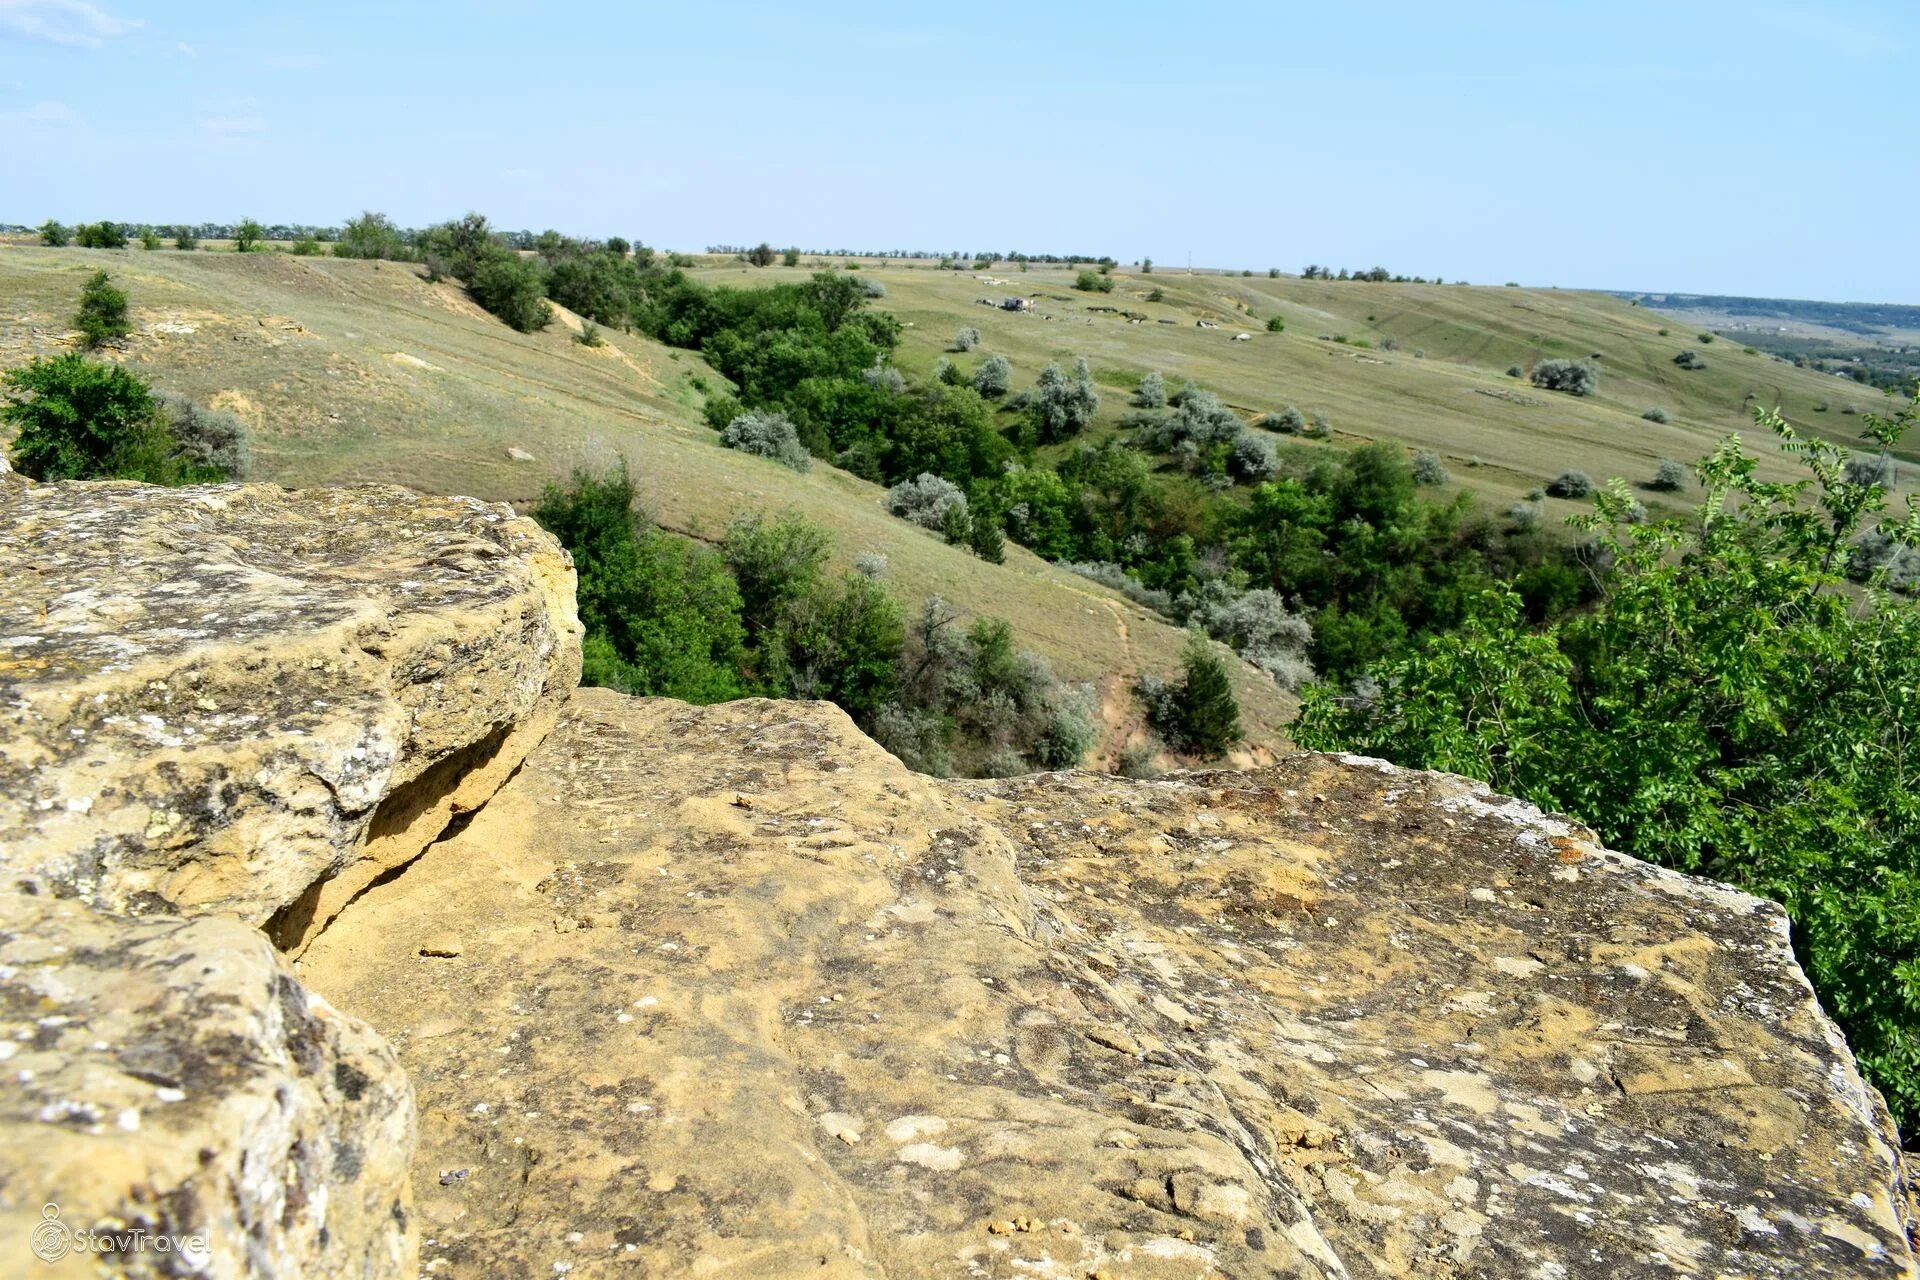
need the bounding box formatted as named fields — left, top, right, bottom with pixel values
left=0, top=478, right=1912, bottom=1279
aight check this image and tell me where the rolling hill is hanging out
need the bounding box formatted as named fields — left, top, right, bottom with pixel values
left=2, top=244, right=1908, bottom=765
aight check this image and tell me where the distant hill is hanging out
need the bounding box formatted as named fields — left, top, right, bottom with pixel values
left=1609, top=291, right=1920, bottom=341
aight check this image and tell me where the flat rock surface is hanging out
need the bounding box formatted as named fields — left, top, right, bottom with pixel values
left=300, top=689, right=1917, bottom=1279
left=0, top=478, right=580, bottom=935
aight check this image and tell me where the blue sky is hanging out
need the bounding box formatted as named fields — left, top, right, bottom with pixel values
left=3, top=1, right=1915, bottom=300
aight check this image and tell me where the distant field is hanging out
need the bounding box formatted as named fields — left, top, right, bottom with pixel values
left=700, top=256, right=1913, bottom=518
left=0, top=245, right=1296, bottom=761
left=4, top=244, right=1909, bottom=760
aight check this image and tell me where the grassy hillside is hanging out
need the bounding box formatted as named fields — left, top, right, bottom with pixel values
left=705, top=258, right=1911, bottom=519
left=0, top=245, right=1295, bottom=761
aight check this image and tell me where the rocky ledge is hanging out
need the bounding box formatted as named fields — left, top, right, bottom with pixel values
left=0, top=479, right=1912, bottom=1279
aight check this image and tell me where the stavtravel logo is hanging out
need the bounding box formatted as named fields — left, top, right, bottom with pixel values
left=29, top=1202, right=210, bottom=1265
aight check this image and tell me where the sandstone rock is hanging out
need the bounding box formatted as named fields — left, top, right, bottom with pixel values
left=0, top=889, right=413, bottom=1278
left=0, top=480, right=582, bottom=941
left=300, top=691, right=1917, bottom=1279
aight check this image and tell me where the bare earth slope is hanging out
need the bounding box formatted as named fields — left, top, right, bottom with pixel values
left=0, top=246, right=1294, bottom=755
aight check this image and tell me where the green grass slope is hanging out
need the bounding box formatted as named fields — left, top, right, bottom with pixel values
left=0, top=245, right=1295, bottom=760
left=716, top=258, right=1908, bottom=521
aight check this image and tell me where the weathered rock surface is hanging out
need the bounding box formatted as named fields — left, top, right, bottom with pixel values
left=1, top=480, right=1913, bottom=1279
left=0, top=890, right=414, bottom=1277
left=0, top=479, right=580, bottom=1277
left=302, top=690, right=1916, bottom=1279
left=0, top=478, right=581, bottom=939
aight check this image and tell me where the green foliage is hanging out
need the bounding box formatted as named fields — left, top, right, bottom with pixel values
left=153, top=392, right=251, bottom=479
left=289, top=236, right=323, bottom=256
left=1, top=356, right=228, bottom=485
left=1642, top=406, right=1670, bottom=423
left=334, top=211, right=406, bottom=260
left=781, top=247, right=800, bottom=267
left=1650, top=458, right=1688, bottom=491
left=75, top=221, right=126, bottom=249
left=467, top=249, right=552, bottom=332
left=1674, top=349, right=1708, bottom=371
left=1134, top=371, right=1167, bottom=409
left=533, top=467, right=746, bottom=702
left=954, top=326, right=980, bottom=352
left=1143, top=634, right=1241, bottom=756
left=1266, top=315, right=1285, bottom=332
left=137, top=227, right=161, bottom=250
left=746, top=242, right=776, bottom=267
left=74, top=269, right=130, bottom=348
left=1074, top=270, right=1114, bottom=293
left=234, top=218, right=264, bottom=252
left=1297, top=389, right=1920, bottom=1132
left=174, top=227, right=198, bottom=251
left=1412, top=450, right=1449, bottom=486
left=39, top=219, right=70, bottom=247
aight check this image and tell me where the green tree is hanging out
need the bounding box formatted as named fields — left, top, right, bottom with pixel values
left=781, top=247, right=800, bottom=267
left=1171, top=634, right=1241, bottom=756
left=73, top=270, right=131, bottom=348
left=137, top=226, right=161, bottom=250
left=75, top=221, right=126, bottom=249
left=532, top=467, right=745, bottom=702
left=1297, top=389, right=1920, bottom=1131
left=174, top=227, right=198, bottom=251
left=39, top=219, right=70, bottom=246
left=334, top=211, right=404, bottom=260
left=2, top=355, right=168, bottom=481
left=747, top=242, right=776, bottom=267
left=467, top=249, right=552, bottom=331
left=233, top=218, right=265, bottom=252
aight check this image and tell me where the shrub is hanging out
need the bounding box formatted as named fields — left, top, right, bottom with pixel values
left=1844, top=453, right=1895, bottom=489
left=1546, top=470, right=1594, bottom=498
left=74, top=269, right=130, bottom=348
left=887, top=473, right=968, bottom=531
left=954, top=326, right=981, bottom=352
left=1306, top=412, right=1331, bottom=438
left=1642, top=407, right=1670, bottom=423
left=137, top=227, right=161, bottom=251
left=1267, top=405, right=1305, bottom=434
left=1530, top=358, right=1597, bottom=396
left=969, top=512, right=1006, bottom=563
left=1379, top=336, right=1400, bottom=352
left=1296, top=390, right=1920, bottom=1127
left=853, top=551, right=888, bottom=578
left=1266, top=315, right=1285, bottom=332
left=575, top=320, right=604, bottom=347
left=1650, top=459, right=1687, bottom=492
left=290, top=236, right=322, bottom=256
left=334, top=211, right=405, bottom=260
left=746, top=243, right=776, bottom=267
left=861, top=362, right=907, bottom=395
left=973, top=353, right=1012, bottom=399
left=781, top=248, right=800, bottom=267
left=233, top=218, right=264, bottom=252
left=39, top=219, right=69, bottom=246
left=1133, top=371, right=1167, bottom=409
left=1185, top=584, right=1314, bottom=690
left=1025, top=358, right=1099, bottom=444
left=1228, top=429, right=1280, bottom=483
left=1143, top=634, right=1241, bottom=756
left=721, top=409, right=811, bottom=471
left=467, top=249, right=552, bottom=332
left=1411, top=450, right=1448, bottom=486
left=174, top=227, right=198, bottom=251
left=153, top=392, right=251, bottom=479
left=533, top=467, right=745, bottom=703
left=1673, top=350, right=1707, bottom=371
left=75, top=221, right=127, bottom=249
left=1657, top=327, right=1670, bottom=336
left=1506, top=365, right=1524, bottom=378
left=1697, top=332, right=1715, bottom=344
left=1147, top=287, right=1164, bottom=303
left=3, top=354, right=157, bottom=479
left=1139, top=389, right=1240, bottom=460
left=935, top=357, right=965, bottom=387
left=859, top=277, right=886, bottom=298
left=1116, top=739, right=1161, bottom=778
left=1508, top=501, right=1541, bottom=530
left=1074, top=270, right=1114, bottom=293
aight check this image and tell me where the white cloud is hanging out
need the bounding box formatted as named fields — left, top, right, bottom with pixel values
left=0, top=0, right=141, bottom=47
left=0, top=98, right=80, bottom=130
left=197, top=114, right=268, bottom=141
